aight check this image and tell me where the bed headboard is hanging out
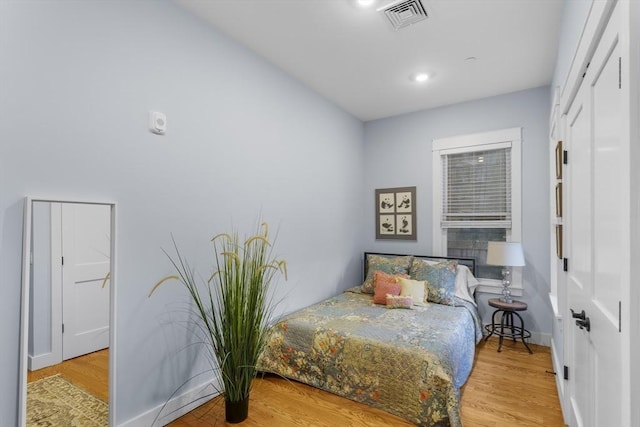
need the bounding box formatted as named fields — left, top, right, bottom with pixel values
left=363, top=252, right=476, bottom=280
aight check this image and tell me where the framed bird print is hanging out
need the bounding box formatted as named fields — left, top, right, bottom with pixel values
left=375, top=186, right=417, bottom=240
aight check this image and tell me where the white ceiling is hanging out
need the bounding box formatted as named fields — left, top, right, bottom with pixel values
left=175, top=0, right=563, bottom=122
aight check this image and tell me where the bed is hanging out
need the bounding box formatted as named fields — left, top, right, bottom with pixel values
left=258, top=252, right=483, bottom=426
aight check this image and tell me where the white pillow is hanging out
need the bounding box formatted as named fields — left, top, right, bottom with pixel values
left=454, top=265, right=479, bottom=306
left=398, top=277, right=429, bottom=306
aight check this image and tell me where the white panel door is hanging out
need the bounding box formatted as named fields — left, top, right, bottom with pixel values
left=588, top=8, right=625, bottom=426
left=565, top=81, right=591, bottom=427
left=62, top=203, right=111, bottom=360
left=565, top=4, right=625, bottom=426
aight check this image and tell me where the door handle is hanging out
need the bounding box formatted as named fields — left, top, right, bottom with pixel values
left=576, top=317, right=591, bottom=332
left=571, top=308, right=591, bottom=331
left=571, top=309, right=586, bottom=320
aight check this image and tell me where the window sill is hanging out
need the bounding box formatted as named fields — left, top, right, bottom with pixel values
left=549, top=293, right=561, bottom=319
left=475, top=279, right=523, bottom=297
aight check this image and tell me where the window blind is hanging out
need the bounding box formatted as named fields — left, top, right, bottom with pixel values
left=441, top=147, right=511, bottom=228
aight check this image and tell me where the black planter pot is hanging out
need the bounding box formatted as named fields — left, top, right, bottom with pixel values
left=225, top=396, right=250, bottom=423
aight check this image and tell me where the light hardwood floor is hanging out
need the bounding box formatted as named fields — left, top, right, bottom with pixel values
left=27, top=348, right=109, bottom=402
left=170, top=337, right=565, bottom=426
left=26, top=339, right=564, bottom=426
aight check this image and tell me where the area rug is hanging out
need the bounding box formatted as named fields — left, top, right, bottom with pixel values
left=27, top=374, right=108, bottom=426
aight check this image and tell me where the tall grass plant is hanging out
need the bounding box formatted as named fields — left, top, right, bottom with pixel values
left=150, top=222, right=286, bottom=422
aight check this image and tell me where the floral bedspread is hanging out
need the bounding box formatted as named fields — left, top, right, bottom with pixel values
left=258, top=289, right=482, bottom=426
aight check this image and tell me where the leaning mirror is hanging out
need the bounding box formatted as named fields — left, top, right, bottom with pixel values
left=19, top=197, right=116, bottom=426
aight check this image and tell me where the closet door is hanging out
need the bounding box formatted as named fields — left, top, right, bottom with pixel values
left=565, top=74, right=592, bottom=427
left=564, top=3, right=626, bottom=426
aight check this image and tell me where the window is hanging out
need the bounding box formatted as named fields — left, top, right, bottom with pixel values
left=432, top=128, right=522, bottom=293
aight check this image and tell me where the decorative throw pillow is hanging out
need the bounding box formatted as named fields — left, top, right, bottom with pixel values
left=386, top=294, right=414, bottom=309
left=361, top=255, right=413, bottom=294
left=398, top=277, right=428, bottom=306
left=410, top=259, right=458, bottom=306
left=372, top=270, right=405, bottom=304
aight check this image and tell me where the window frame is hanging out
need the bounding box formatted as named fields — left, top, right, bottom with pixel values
left=432, top=127, right=523, bottom=295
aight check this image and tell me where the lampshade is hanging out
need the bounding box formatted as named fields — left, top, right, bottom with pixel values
left=486, top=241, right=525, bottom=267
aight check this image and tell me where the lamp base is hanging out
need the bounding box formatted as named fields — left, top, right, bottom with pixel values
left=499, top=295, right=514, bottom=304
left=499, top=267, right=513, bottom=304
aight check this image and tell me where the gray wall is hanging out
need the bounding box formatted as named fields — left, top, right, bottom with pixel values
left=363, top=86, right=552, bottom=339
left=0, top=1, right=364, bottom=424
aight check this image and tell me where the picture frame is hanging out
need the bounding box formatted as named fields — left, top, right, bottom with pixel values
left=555, top=140, right=563, bottom=180
left=556, top=224, right=563, bottom=259
left=375, top=186, right=417, bottom=240
left=555, top=182, right=562, bottom=217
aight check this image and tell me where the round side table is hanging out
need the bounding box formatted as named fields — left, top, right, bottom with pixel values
left=484, top=298, right=533, bottom=354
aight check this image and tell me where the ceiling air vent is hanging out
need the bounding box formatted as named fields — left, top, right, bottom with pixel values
left=380, top=0, right=428, bottom=30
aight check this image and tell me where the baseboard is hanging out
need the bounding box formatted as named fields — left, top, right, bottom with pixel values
left=119, top=376, right=221, bottom=427
left=28, top=352, right=60, bottom=371
left=530, top=331, right=552, bottom=347
left=551, top=340, right=569, bottom=424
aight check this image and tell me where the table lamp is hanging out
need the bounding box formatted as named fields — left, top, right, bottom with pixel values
left=486, top=241, right=525, bottom=303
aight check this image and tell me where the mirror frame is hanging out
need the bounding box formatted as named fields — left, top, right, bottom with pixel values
left=18, top=196, right=117, bottom=426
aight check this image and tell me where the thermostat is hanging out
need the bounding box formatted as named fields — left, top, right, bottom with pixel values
left=149, top=111, right=167, bottom=135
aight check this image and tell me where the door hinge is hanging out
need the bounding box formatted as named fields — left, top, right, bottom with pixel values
left=619, top=301, right=622, bottom=332
left=62, top=323, right=65, bottom=334
left=563, top=150, right=568, bottom=165
left=618, top=57, right=622, bottom=89
left=563, top=258, right=569, bottom=272
left=581, top=61, right=590, bottom=78
left=61, top=256, right=64, bottom=266
left=564, top=365, right=569, bottom=380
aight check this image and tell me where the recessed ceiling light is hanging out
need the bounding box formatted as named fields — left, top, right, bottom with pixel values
left=411, top=72, right=429, bottom=83
left=356, top=0, right=376, bottom=7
